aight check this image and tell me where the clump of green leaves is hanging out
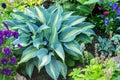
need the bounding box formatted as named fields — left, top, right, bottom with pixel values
left=69, top=57, right=117, bottom=80
left=5, top=5, right=94, bottom=80
left=97, top=36, right=115, bottom=56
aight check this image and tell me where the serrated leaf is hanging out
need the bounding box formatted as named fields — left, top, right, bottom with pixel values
left=54, top=43, right=65, bottom=62
left=64, top=41, right=82, bottom=55
left=45, top=58, right=60, bottom=80
left=18, top=46, right=38, bottom=64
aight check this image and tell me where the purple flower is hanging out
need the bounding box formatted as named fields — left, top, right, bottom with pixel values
left=104, top=18, right=109, bottom=26
left=10, top=56, right=16, bottom=65
left=112, top=3, right=118, bottom=10
left=2, top=47, right=11, bottom=56
left=1, top=3, right=6, bottom=9
left=109, top=2, right=113, bottom=6
left=117, top=7, right=120, bottom=15
left=17, top=44, right=22, bottom=48
left=1, top=58, right=8, bottom=65
left=12, top=32, right=19, bottom=39
left=2, top=68, right=11, bottom=76
left=2, top=22, right=9, bottom=30
left=0, top=38, right=4, bottom=45
left=3, top=30, right=11, bottom=38
left=0, top=30, right=4, bottom=38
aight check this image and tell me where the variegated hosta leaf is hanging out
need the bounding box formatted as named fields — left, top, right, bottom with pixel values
left=60, top=23, right=94, bottom=42
left=57, top=61, right=67, bottom=79
left=38, top=52, right=53, bottom=71
left=35, top=6, right=50, bottom=24
left=49, top=10, right=61, bottom=46
left=18, top=46, right=38, bottom=64
left=33, top=38, right=41, bottom=49
left=47, top=5, right=58, bottom=14
left=63, top=16, right=86, bottom=27
left=64, top=41, right=82, bottom=55
left=62, top=12, right=73, bottom=21
left=37, top=24, right=50, bottom=33
left=27, top=22, right=39, bottom=34
left=45, top=58, right=60, bottom=80
left=26, top=61, right=34, bottom=78
left=54, top=43, right=65, bottom=62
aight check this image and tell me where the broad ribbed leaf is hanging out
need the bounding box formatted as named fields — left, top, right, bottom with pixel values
left=57, top=61, right=67, bottom=79
left=54, top=43, right=65, bottom=62
left=49, top=10, right=61, bottom=46
left=62, top=12, right=73, bottom=21
left=38, top=52, right=53, bottom=71
left=35, top=6, right=50, bottom=24
left=60, top=23, right=94, bottom=42
left=63, top=16, right=86, bottom=27
left=33, top=38, right=41, bottom=49
left=45, top=58, right=60, bottom=80
left=27, top=22, right=39, bottom=34
left=18, top=46, right=38, bottom=64
left=37, top=24, right=50, bottom=33
left=47, top=6, right=57, bottom=14
left=26, top=61, right=34, bottom=78
left=64, top=41, right=82, bottom=55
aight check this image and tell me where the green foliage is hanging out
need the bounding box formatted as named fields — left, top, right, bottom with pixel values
left=5, top=5, right=94, bottom=80
left=97, top=36, right=115, bottom=56
left=69, top=58, right=117, bottom=80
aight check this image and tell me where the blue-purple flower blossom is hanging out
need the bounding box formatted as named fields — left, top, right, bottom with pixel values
left=12, top=32, right=19, bottom=39
left=117, top=7, right=120, bottom=15
left=2, top=47, right=11, bottom=56
left=112, top=3, right=118, bottom=10
left=3, top=30, right=11, bottom=38
left=1, top=58, right=8, bottom=65
left=2, top=68, right=11, bottom=76
left=1, top=3, right=6, bottom=9
left=0, top=30, right=4, bottom=38
left=10, top=56, right=16, bottom=65
left=17, top=44, right=22, bottom=48
left=104, top=18, right=109, bottom=26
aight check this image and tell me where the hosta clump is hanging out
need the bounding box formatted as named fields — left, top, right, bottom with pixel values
left=5, top=5, right=94, bottom=79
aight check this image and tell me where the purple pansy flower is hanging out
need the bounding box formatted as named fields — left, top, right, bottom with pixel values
left=12, top=32, right=19, bottom=39
left=2, top=47, right=11, bottom=56
left=2, top=68, right=11, bottom=76
left=1, top=58, right=8, bottom=65
left=112, top=3, right=118, bottom=10
left=3, top=30, right=11, bottom=38
left=104, top=18, right=109, bottom=26
left=1, top=3, right=6, bottom=9
left=10, top=56, right=16, bottom=65
left=117, top=7, right=120, bottom=15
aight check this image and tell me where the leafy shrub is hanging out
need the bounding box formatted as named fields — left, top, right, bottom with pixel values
left=69, top=57, right=117, bottom=80
left=97, top=36, right=115, bottom=56
left=5, top=5, right=94, bottom=79
left=0, top=22, right=22, bottom=80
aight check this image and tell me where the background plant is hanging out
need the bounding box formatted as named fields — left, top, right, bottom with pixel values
left=5, top=4, right=94, bottom=79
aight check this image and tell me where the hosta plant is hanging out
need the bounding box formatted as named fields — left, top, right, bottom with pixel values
left=5, top=5, right=94, bottom=80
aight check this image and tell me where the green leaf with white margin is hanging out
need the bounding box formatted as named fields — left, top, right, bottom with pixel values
left=47, top=5, right=58, bottom=14
left=33, top=38, right=41, bottom=49
left=35, top=6, right=50, bottom=24
left=54, top=42, right=65, bottom=62
left=60, top=23, right=94, bottom=42
left=37, top=24, right=50, bottom=33
left=45, top=58, right=60, bottom=80
left=49, top=10, right=61, bottom=46
left=26, top=61, right=34, bottom=78
left=63, top=16, right=86, bottom=27
left=62, top=12, right=73, bottom=21
left=27, top=22, right=39, bottom=34
left=84, top=0, right=99, bottom=5
left=18, top=46, right=38, bottom=64
left=64, top=41, right=82, bottom=55
left=57, top=61, right=67, bottom=79
left=38, top=52, right=53, bottom=71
